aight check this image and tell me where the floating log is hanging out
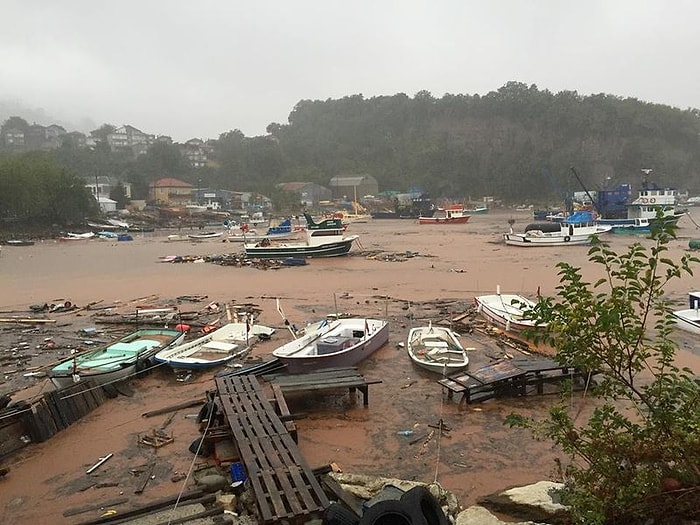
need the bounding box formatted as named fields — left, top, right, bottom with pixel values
left=0, top=318, right=56, bottom=324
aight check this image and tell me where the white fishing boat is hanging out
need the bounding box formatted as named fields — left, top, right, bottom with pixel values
left=272, top=317, right=389, bottom=373
left=244, top=213, right=358, bottom=259
left=154, top=322, right=275, bottom=369
left=503, top=211, right=611, bottom=247
left=406, top=323, right=469, bottom=374
left=187, top=231, right=223, bottom=241
left=671, top=292, right=700, bottom=335
left=474, top=290, right=546, bottom=332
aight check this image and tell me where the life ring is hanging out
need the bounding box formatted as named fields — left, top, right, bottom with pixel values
left=650, top=197, right=656, bottom=204
left=641, top=198, right=648, bottom=203
left=564, top=235, right=571, bottom=242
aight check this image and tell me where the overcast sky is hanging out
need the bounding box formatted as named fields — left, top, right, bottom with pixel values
left=2, top=1, right=699, bottom=142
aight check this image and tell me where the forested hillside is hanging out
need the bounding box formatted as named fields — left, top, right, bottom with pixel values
left=3, top=81, right=700, bottom=218
left=266, top=81, right=700, bottom=200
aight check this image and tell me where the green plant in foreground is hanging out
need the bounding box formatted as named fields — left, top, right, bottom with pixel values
left=506, top=219, right=700, bottom=524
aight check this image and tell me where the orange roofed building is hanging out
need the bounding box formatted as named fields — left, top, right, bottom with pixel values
left=149, top=178, right=194, bottom=206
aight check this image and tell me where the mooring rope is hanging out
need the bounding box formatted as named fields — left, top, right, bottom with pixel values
left=168, top=396, right=216, bottom=524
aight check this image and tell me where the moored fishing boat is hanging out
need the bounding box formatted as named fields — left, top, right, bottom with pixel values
left=272, top=317, right=389, bottom=373
left=671, top=292, right=700, bottom=335
left=418, top=204, right=471, bottom=225
left=48, top=328, right=187, bottom=388
left=154, top=322, right=275, bottom=369
left=244, top=213, right=358, bottom=259
left=187, top=231, right=223, bottom=240
left=503, top=211, right=611, bottom=247
left=474, top=290, right=546, bottom=332
left=596, top=180, right=686, bottom=233
left=406, top=323, right=469, bottom=374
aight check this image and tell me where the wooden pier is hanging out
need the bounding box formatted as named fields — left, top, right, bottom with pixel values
left=439, top=358, right=592, bottom=404
left=215, top=374, right=329, bottom=524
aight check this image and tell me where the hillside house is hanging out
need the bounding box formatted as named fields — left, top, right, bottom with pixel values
left=149, top=178, right=194, bottom=206
left=107, top=125, right=155, bottom=156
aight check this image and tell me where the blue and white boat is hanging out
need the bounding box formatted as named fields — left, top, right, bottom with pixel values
left=244, top=214, right=358, bottom=258
left=596, top=182, right=686, bottom=233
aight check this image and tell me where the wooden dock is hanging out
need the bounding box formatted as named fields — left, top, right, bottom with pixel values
left=439, top=358, right=592, bottom=404
left=266, top=367, right=381, bottom=406
left=215, top=374, right=329, bottom=524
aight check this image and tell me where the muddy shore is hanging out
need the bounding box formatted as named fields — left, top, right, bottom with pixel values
left=1, top=210, right=699, bottom=524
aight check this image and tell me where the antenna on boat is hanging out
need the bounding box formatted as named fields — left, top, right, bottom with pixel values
left=275, top=298, right=297, bottom=339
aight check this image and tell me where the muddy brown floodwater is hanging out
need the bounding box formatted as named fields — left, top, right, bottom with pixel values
left=1, top=210, right=699, bottom=524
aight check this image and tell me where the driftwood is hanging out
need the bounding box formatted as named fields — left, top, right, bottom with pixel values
left=74, top=490, right=210, bottom=525
left=0, top=318, right=56, bottom=324
left=141, top=398, right=206, bottom=418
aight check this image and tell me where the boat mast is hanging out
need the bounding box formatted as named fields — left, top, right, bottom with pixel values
left=570, top=167, right=601, bottom=215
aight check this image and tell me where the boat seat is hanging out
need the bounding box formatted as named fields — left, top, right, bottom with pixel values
left=109, top=340, right=160, bottom=355
left=202, top=341, right=238, bottom=352
left=424, top=340, right=449, bottom=348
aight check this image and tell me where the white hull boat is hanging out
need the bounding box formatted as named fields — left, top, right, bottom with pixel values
left=671, top=291, right=700, bottom=335
left=272, top=318, right=389, bottom=373
left=504, top=211, right=611, bottom=247
left=406, top=324, right=469, bottom=374
left=154, top=322, right=275, bottom=369
left=474, top=292, right=546, bottom=332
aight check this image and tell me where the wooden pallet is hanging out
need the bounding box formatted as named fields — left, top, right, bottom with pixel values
left=216, top=375, right=329, bottom=524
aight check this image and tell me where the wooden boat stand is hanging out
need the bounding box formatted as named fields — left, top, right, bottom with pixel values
left=439, top=358, right=592, bottom=404
left=215, top=374, right=330, bottom=524
left=265, top=367, right=382, bottom=406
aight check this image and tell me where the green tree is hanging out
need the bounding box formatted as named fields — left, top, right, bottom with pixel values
left=1, top=116, right=30, bottom=133
left=507, top=221, right=700, bottom=524
left=89, top=123, right=116, bottom=142
left=0, top=152, right=96, bottom=224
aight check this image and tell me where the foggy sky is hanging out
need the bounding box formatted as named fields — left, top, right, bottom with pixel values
left=2, top=0, right=699, bottom=142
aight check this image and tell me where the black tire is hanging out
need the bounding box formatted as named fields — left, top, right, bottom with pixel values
left=197, top=401, right=218, bottom=423
left=358, top=500, right=423, bottom=525
left=564, top=235, right=570, bottom=242
left=324, top=502, right=360, bottom=525
left=399, top=486, right=448, bottom=525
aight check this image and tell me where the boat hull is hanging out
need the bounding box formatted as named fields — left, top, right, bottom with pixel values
left=672, top=309, right=700, bottom=335
left=49, top=365, right=136, bottom=390
left=244, top=237, right=357, bottom=259
left=418, top=216, right=471, bottom=224
left=474, top=294, right=543, bottom=332
left=273, top=319, right=389, bottom=373
left=503, top=233, right=592, bottom=246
